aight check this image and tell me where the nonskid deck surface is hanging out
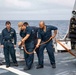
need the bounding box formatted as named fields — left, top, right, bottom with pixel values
left=0, top=50, right=76, bottom=75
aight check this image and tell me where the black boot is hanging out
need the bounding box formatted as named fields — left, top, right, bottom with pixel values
left=36, top=65, right=43, bottom=69
left=52, top=64, right=56, bottom=68
left=6, top=65, right=10, bottom=68
left=13, top=63, right=18, bottom=67
left=23, top=66, right=31, bottom=70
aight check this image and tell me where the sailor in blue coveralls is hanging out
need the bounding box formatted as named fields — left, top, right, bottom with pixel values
left=36, top=21, right=58, bottom=69
left=18, top=22, right=40, bottom=67
left=1, top=21, right=18, bottom=68
left=18, top=23, right=35, bottom=70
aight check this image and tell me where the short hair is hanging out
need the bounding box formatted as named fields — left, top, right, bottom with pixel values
left=18, top=22, right=23, bottom=27
left=5, top=21, right=11, bottom=25
left=23, top=22, right=28, bottom=26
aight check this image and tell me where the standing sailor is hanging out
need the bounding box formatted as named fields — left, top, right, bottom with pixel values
left=36, top=21, right=58, bottom=69
left=1, top=21, right=18, bottom=68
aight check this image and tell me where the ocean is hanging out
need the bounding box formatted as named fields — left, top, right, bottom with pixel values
left=0, top=20, right=70, bottom=39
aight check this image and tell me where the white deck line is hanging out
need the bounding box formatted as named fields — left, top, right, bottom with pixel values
left=0, top=65, right=31, bottom=75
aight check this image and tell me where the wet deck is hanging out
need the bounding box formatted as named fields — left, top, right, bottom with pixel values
left=0, top=51, right=76, bottom=75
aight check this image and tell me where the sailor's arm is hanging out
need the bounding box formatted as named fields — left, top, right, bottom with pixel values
left=36, top=39, right=41, bottom=48
left=51, top=30, right=57, bottom=39
left=36, top=29, right=41, bottom=48
left=49, top=25, right=58, bottom=39
left=13, top=30, right=17, bottom=45
left=18, top=34, right=30, bottom=46
left=22, top=34, right=30, bottom=42
left=1, top=30, right=4, bottom=48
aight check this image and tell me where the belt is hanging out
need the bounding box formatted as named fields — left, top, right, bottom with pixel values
left=4, top=40, right=12, bottom=42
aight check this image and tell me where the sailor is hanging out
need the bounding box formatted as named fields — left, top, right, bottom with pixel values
left=1, top=21, right=18, bottom=68
left=18, top=23, right=35, bottom=70
left=36, top=21, right=58, bottom=69
left=18, top=22, right=40, bottom=65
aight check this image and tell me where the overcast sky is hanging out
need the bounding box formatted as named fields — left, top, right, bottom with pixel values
left=0, top=0, right=75, bottom=20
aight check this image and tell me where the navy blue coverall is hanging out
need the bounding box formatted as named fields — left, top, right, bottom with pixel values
left=20, top=26, right=35, bottom=69
left=20, top=26, right=40, bottom=66
left=1, top=28, right=17, bottom=66
left=38, top=25, right=58, bottom=66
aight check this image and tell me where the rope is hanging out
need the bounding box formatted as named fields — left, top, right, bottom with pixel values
left=56, top=39, right=76, bottom=57
left=21, top=37, right=53, bottom=54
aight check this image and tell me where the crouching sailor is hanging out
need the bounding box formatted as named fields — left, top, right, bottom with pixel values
left=18, top=23, right=35, bottom=70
